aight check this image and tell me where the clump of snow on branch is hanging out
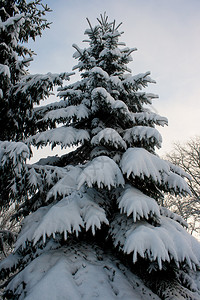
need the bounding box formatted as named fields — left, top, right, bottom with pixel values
left=120, top=147, right=170, bottom=182
left=162, top=172, right=191, bottom=195
left=122, top=72, right=156, bottom=91
left=91, top=128, right=127, bottom=150
left=133, top=111, right=168, bottom=127
left=78, top=156, right=125, bottom=190
left=118, top=185, right=161, bottom=222
left=89, top=66, right=109, bottom=80
left=0, top=64, right=11, bottom=78
left=15, top=191, right=109, bottom=248
left=123, top=126, right=162, bottom=149
left=110, top=214, right=200, bottom=270
left=0, top=141, right=30, bottom=176
left=27, top=164, right=68, bottom=192
left=160, top=206, right=188, bottom=227
left=27, top=126, right=90, bottom=149
left=46, top=166, right=82, bottom=200
left=91, top=87, right=131, bottom=116
left=42, top=104, right=90, bottom=124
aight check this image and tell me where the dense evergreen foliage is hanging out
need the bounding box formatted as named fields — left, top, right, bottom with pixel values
left=0, top=0, right=71, bottom=271
left=0, top=0, right=71, bottom=207
left=0, top=8, right=200, bottom=299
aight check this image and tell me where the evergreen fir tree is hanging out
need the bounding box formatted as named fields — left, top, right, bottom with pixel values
left=1, top=13, right=200, bottom=299
left=0, top=0, right=72, bottom=260
left=0, top=0, right=72, bottom=202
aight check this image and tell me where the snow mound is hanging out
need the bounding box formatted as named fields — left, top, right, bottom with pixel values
left=118, top=185, right=160, bottom=222
left=78, top=156, right=125, bottom=190
left=6, top=243, right=161, bottom=300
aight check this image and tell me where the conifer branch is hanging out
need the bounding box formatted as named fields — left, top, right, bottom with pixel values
left=86, top=17, right=94, bottom=34
left=115, top=22, right=123, bottom=31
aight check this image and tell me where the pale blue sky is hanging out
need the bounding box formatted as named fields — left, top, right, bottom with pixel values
left=28, top=0, right=200, bottom=157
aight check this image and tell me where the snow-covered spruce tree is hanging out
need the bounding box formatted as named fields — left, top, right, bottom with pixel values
left=1, top=14, right=200, bottom=299
left=0, top=0, right=72, bottom=258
